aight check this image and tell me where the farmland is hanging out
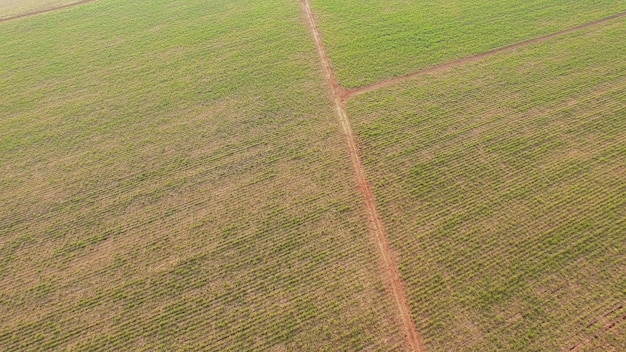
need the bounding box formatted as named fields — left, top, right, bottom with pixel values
left=0, top=0, right=405, bottom=350
left=348, top=16, right=626, bottom=351
left=311, top=0, right=626, bottom=87
left=2, top=0, right=626, bottom=350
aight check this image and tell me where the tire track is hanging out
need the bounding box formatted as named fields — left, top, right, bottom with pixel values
left=345, top=10, right=626, bottom=99
left=567, top=304, right=626, bottom=351
left=300, top=0, right=424, bottom=351
left=0, top=0, right=96, bottom=22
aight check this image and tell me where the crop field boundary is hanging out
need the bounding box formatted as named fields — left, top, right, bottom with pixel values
left=300, top=0, right=424, bottom=351
left=345, top=10, right=626, bottom=99
left=0, top=0, right=96, bottom=22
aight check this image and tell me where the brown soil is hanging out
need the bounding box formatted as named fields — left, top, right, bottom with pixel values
left=345, top=10, right=626, bottom=99
left=0, top=0, right=96, bottom=22
left=300, top=0, right=424, bottom=351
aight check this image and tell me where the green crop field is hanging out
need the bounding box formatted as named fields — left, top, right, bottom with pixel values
left=0, top=0, right=405, bottom=350
left=2, top=0, right=626, bottom=350
left=311, top=0, right=626, bottom=87
left=0, top=0, right=78, bottom=18
left=348, top=17, right=626, bottom=351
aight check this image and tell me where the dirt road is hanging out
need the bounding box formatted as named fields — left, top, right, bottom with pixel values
left=0, top=0, right=96, bottom=22
left=300, top=0, right=424, bottom=351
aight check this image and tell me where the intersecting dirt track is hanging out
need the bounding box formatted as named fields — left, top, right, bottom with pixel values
left=300, top=0, right=424, bottom=351
left=299, top=2, right=626, bottom=350
left=345, top=10, right=626, bottom=99
left=0, top=0, right=96, bottom=22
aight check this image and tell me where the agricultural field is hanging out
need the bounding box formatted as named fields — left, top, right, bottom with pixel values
left=348, top=16, right=626, bottom=351
left=0, top=0, right=80, bottom=18
left=311, top=0, right=626, bottom=87
left=0, top=0, right=406, bottom=350
left=2, top=0, right=626, bottom=350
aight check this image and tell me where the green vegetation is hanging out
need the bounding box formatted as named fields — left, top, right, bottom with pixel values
left=0, top=0, right=404, bottom=350
left=311, top=0, right=626, bottom=87
left=348, top=18, right=626, bottom=350
left=0, top=0, right=78, bottom=18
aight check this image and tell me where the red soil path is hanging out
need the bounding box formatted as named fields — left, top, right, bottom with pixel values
left=346, top=10, right=626, bottom=99
left=300, top=0, right=424, bottom=351
left=0, top=0, right=96, bottom=22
